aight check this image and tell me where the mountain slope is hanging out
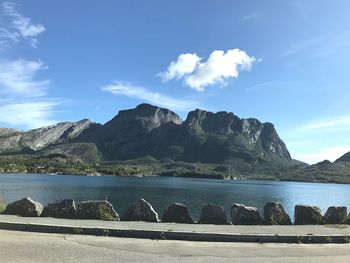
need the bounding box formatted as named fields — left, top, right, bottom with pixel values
left=0, top=119, right=94, bottom=154
left=159, top=109, right=291, bottom=163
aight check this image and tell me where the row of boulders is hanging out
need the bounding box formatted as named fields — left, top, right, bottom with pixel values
left=2, top=197, right=349, bottom=225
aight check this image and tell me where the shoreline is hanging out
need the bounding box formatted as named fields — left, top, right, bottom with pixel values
left=1, top=171, right=349, bottom=185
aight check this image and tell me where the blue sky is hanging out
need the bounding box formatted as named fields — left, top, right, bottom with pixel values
left=1, top=0, right=350, bottom=164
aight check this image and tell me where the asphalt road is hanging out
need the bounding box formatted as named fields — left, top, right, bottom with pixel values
left=1, top=230, right=350, bottom=263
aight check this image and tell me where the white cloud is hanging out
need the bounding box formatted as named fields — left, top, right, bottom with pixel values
left=242, top=12, right=260, bottom=21
left=281, top=34, right=329, bottom=57
left=283, top=115, right=350, bottom=164
left=0, top=59, right=60, bottom=129
left=281, top=31, right=350, bottom=58
left=0, top=4, right=56, bottom=130
left=295, top=146, right=350, bottom=164
left=159, top=49, right=257, bottom=91
left=0, top=28, right=20, bottom=42
left=0, top=101, right=60, bottom=129
left=0, top=59, right=50, bottom=97
left=245, top=81, right=276, bottom=92
left=158, top=53, right=201, bottom=82
left=1, top=2, right=46, bottom=48
left=101, top=81, right=200, bottom=111
left=298, top=116, right=350, bottom=132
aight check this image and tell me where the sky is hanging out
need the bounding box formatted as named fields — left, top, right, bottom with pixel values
left=0, top=0, right=350, bottom=164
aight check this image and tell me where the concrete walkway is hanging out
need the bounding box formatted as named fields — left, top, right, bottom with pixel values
left=0, top=215, right=349, bottom=243
left=2, top=229, right=350, bottom=263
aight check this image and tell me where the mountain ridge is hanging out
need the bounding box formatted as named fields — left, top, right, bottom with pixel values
left=0, top=103, right=292, bottom=169
left=72, top=103, right=292, bottom=164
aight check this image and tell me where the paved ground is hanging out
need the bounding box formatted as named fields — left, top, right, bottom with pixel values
left=1, top=229, right=350, bottom=263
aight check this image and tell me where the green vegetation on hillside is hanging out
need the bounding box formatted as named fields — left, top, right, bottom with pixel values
left=0, top=199, right=6, bottom=213
left=38, top=143, right=102, bottom=164
left=1, top=152, right=350, bottom=184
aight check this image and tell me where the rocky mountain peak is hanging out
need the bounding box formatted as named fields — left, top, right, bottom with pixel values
left=109, top=103, right=182, bottom=132
left=183, top=109, right=208, bottom=128
left=181, top=108, right=291, bottom=160
left=184, top=109, right=243, bottom=135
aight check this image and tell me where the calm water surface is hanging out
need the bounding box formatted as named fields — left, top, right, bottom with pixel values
left=1, top=173, right=349, bottom=221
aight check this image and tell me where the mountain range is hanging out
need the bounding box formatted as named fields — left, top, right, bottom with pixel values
left=0, top=104, right=291, bottom=163
left=1, top=103, right=350, bottom=182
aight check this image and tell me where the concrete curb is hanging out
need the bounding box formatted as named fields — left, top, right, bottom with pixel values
left=0, top=221, right=349, bottom=244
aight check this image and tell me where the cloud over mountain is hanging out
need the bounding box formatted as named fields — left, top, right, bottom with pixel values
left=159, top=49, right=257, bottom=91
left=101, top=81, right=199, bottom=111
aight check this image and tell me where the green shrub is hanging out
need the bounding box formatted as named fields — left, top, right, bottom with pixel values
left=0, top=199, right=6, bottom=213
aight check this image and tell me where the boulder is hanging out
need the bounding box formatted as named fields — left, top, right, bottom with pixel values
left=4, top=197, right=43, bottom=217
left=121, top=198, right=159, bottom=222
left=198, top=204, right=228, bottom=225
left=324, top=206, right=347, bottom=224
left=76, top=200, right=119, bottom=221
left=264, top=202, right=291, bottom=225
left=41, top=199, right=76, bottom=219
left=294, top=205, right=324, bottom=225
left=231, top=203, right=262, bottom=225
left=162, top=203, right=194, bottom=224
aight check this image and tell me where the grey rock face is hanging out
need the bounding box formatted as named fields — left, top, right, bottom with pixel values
left=76, top=200, right=119, bottom=221
left=116, top=103, right=183, bottom=132
left=162, top=203, right=194, bottom=224
left=231, top=204, right=262, bottom=225
left=294, top=205, right=324, bottom=225
left=260, top=122, right=291, bottom=159
left=4, top=197, right=43, bottom=217
left=41, top=199, right=76, bottom=219
left=121, top=198, right=159, bottom=222
left=0, top=119, right=93, bottom=154
left=181, top=108, right=291, bottom=161
left=198, top=204, right=228, bottom=225
left=324, top=206, right=348, bottom=224
left=92, top=104, right=183, bottom=160
left=264, top=202, right=291, bottom=225
left=0, top=128, right=20, bottom=136
left=21, top=119, right=93, bottom=150
left=0, top=130, right=22, bottom=153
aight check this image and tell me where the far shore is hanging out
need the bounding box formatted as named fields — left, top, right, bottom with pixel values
left=0, top=171, right=349, bottom=185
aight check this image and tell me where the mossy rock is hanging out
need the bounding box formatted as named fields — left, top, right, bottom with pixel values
left=76, top=200, right=119, bottom=221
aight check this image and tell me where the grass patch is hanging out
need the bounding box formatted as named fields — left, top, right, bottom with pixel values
left=0, top=199, right=6, bottom=213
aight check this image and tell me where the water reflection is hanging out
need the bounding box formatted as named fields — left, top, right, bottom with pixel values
left=1, top=173, right=350, bottom=221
